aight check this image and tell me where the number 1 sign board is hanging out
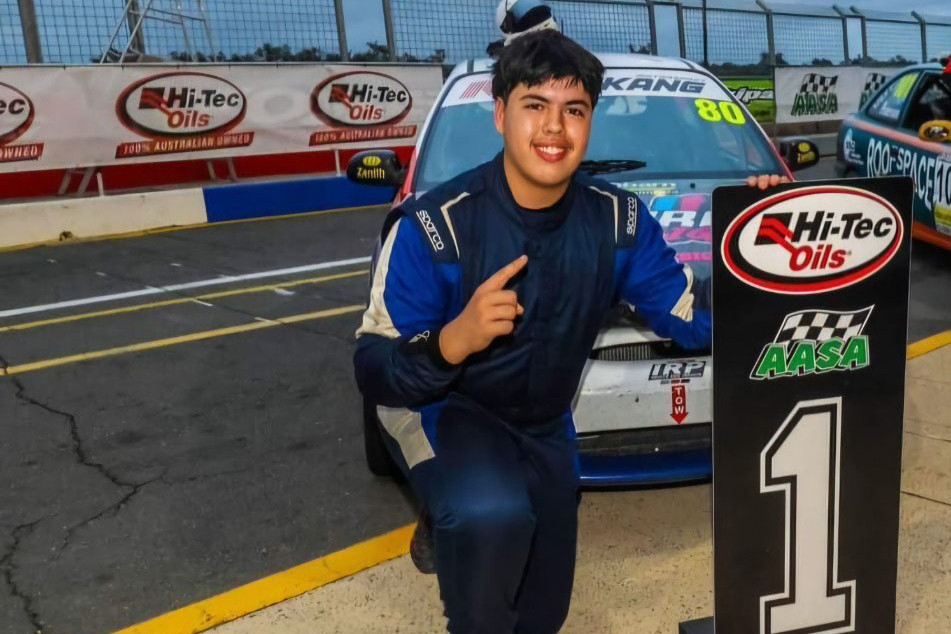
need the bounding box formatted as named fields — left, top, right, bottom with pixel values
left=711, top=178, right=912, bottom=634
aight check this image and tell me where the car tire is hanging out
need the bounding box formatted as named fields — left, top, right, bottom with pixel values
left=363, top=397, right=403, bottom=480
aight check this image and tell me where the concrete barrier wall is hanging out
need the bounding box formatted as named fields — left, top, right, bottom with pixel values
left=0, top=188, right=207, bottom=249
left=0, top=176, right=395, bottom=250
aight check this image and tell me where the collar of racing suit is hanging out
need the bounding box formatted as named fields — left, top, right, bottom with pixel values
left=493, top=151, right=575, bottom=235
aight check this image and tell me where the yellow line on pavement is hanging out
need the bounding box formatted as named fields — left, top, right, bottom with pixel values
left=0, top=269, right=368, bottom=333
left=0, top=304, right=364, bottom=376
left=109, top=523, right=414, bottom=634
left=93, top=329, right=951, bottom=634
left=907, top=329, right=951, bottom=359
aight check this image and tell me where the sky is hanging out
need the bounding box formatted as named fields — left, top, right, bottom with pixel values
left=3, top=0, right=949, bottom=66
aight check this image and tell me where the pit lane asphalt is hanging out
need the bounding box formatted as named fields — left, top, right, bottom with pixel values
left=0, top=205, right=419, bottom=634
left=1, top=160, right=949, bottom=634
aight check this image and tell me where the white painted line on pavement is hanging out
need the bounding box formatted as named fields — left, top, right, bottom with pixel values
left=0, top=256, right=371, bottom=319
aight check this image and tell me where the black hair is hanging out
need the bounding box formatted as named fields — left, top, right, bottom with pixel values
left=492, top=30, right=604, bottom=107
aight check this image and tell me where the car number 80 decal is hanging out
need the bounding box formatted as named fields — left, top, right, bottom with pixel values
left=695, top=98, right=746, bottom=125
left=760, top=397, right=856, bottom=634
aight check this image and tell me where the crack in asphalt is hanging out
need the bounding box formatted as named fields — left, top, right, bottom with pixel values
left=0, top=351, right=128, bottom=491
left=0, top=351, right=166, bottom=562
left=56, top=469, right=167, bottom=559
left=901, top=489, right=951, bottom=508
left=1, top=518, right=48, bottom=633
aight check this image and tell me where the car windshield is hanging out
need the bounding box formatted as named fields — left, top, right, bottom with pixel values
left=415, top=68, right=784, bottom=192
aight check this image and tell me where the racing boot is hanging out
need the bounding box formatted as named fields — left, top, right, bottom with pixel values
left=409, top=507, right=436, bottom=574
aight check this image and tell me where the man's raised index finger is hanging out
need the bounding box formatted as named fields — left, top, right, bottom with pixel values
left=482, top=255, right=528, bottom=291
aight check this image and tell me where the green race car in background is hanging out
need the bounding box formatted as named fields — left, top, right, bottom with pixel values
left=837, top=60, right=951, bottom=249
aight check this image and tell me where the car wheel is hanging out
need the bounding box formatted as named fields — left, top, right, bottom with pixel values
left=363, top=397, right=403, bottom=480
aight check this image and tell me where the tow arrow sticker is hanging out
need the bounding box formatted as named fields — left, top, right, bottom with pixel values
left=671, top=383, right=688, bottom=424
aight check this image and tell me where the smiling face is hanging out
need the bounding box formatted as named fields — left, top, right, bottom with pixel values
left=494, top=77, right=593, bottom=208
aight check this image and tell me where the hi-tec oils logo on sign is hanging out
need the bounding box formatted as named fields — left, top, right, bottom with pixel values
left=791, top=73, right=838, bottom=117
left=722, top=186, right=903, bottom=294
left=309, top=71, right=416, bottom=146
left=115, top=72, right=253, bottom=159
left=0, top=82, right=44, bottom=164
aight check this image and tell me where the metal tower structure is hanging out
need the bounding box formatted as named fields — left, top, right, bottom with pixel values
left=100, top=0, right=218, bottom=63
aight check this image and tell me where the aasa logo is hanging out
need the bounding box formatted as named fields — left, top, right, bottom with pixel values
left=751, top=307, right=872, bottom=380
left=312, top=71, right=412, bottom=128
left=0, top=82, right=34, bottom=146
left=791, top=73, right=838, bottom=117
left=722, top=186, right=903, bottom=294
left=860, top=72, right=889, bottom=108
left=117, top=72, right=246, bottom=138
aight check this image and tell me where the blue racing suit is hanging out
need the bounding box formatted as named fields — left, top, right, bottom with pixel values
left=353, top=152, right=710, bottom=634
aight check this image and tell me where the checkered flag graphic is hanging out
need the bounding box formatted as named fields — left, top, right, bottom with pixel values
left=863, top=73, right=888, bottom=95
left=799, top=73, right=838, bottom=95
left=773, top=306, right=874, bottom=345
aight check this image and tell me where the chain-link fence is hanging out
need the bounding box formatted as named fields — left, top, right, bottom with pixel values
left=773, top=11, right=846, bottom=66
left=2, top=0, right=951, bottom=70
left=1, top=0, right=27, bottom=64
left=926, top=22, right=951, bottom=63
left=1, top=0, right=344, bottom=64
left=548, top=1, right=651, bottom=56
left=389, top=0, right=495, bottom=62
left=863, top=15, right=923, bottom=64
left=683, top=5, right=768, bottom=66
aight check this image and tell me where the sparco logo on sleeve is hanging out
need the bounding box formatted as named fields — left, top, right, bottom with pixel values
left=721, top=186, right=902, bottom=294
left=416, top=210, right=444, bottom=252
left=312, top=71, right=412, bottom=128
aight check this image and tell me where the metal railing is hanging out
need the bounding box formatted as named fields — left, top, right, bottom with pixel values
left=2, top=0, right=345, bottom=64
left=1, top=0, right=950, bottom=69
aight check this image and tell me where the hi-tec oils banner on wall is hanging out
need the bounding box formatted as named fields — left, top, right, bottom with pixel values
left=711, top=177, right=913, bottom=634
left=0, top=64, right=442, bottom=171
left=775, top=66, right=898, bottom=124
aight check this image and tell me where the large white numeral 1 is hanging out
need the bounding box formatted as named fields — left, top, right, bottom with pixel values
left=760, top=397, right=856, bottom=634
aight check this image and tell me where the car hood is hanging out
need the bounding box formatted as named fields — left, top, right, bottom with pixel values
left=609, top=177, right=745, bottom=281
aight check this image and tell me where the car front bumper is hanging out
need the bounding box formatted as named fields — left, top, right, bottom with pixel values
left=574, top=357, right=712, bottom=432
left=578, top=423, right=712, bottom=486
left=573, top=357, right=713, bottom=486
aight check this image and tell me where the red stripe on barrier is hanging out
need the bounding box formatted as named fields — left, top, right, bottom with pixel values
left=0, top=145, right=415, bottom=201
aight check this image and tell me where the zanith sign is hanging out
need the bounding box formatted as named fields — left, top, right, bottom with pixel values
left=711, top=177, right=912, bottom=634
left=721, top=186, right=903, bottom=294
